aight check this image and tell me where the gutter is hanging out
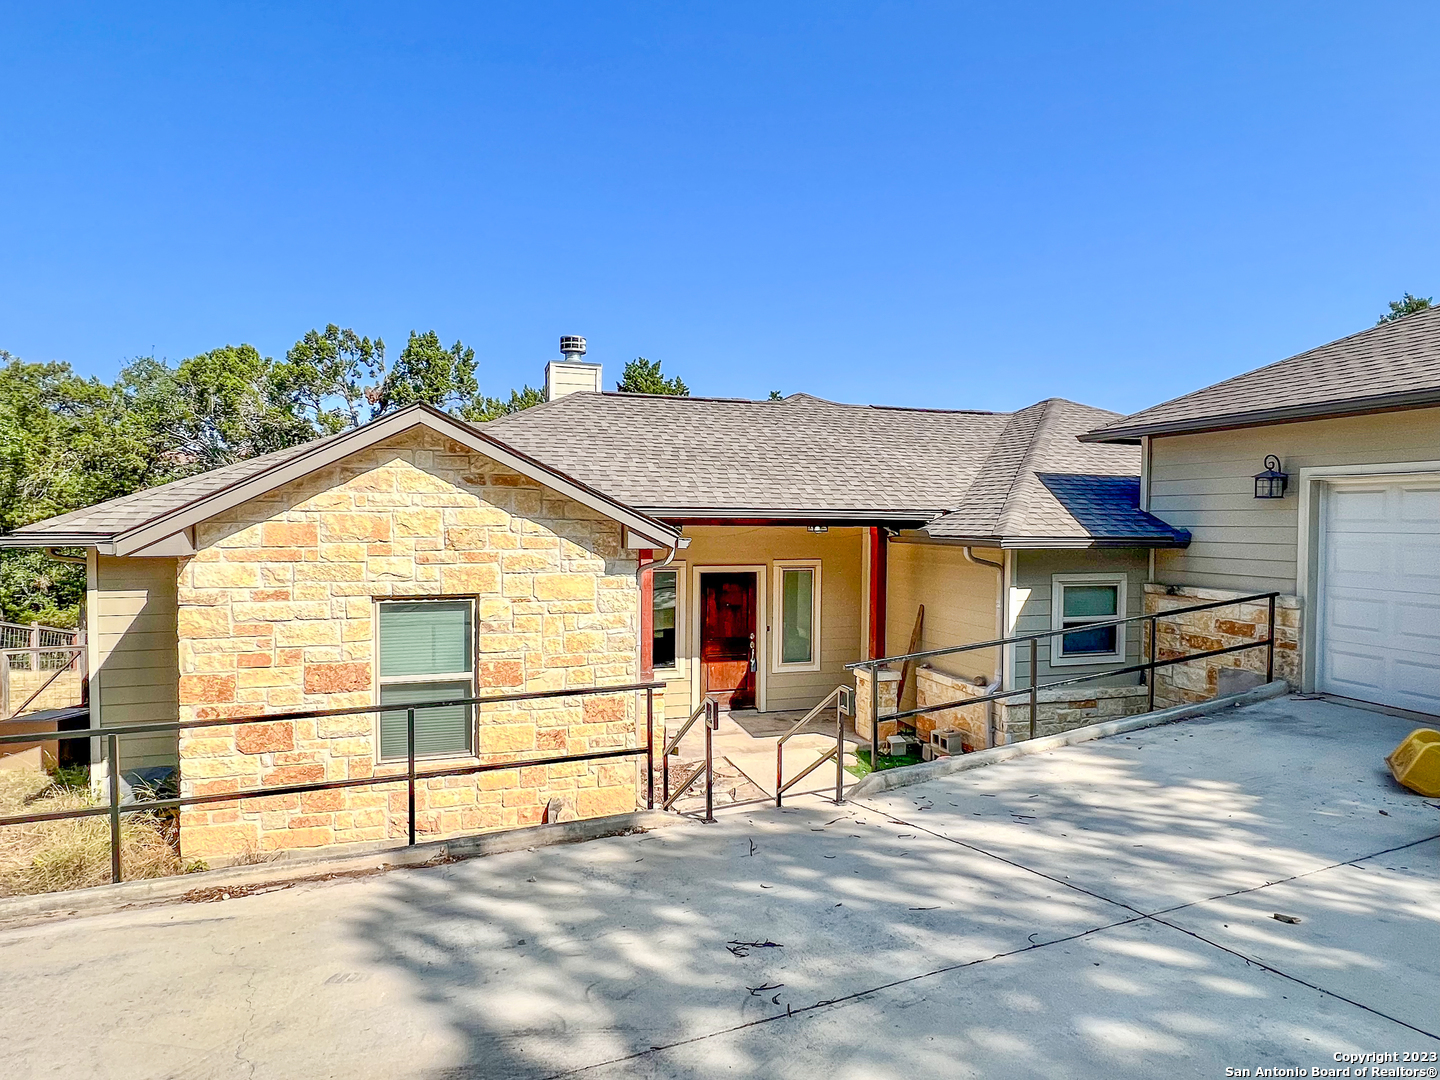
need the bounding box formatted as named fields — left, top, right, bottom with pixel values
left=1079, top=387, right=1440, bottom=444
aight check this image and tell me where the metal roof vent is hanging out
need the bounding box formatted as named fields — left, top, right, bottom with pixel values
left=559, top=336, right=587, bottom=362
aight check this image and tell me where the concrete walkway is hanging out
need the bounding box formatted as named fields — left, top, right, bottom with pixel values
left=0, top=697, right=1436, bottom=1079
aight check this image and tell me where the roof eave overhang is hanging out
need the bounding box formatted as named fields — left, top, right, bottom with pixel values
left=0, top=534, right=116, bottom=554
left=1079, top=387, right=1440, bottom=443
left=645, top=508, right=938, bottom=527
left=10, top=405, right=681, bottom=558
left=917, top=533, right=1191, bottom=549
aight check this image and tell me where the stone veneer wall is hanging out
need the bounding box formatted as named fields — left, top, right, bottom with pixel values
left=1143, top=584, right=1300, bottom=709
left=996, top=684, right=1149, bottom=743
left=859, top=662, right=1152, bottom=752
left=176, top=428, right=643, bottom=862
left=914, top=666, right=990, bottom=747
left=853, top=668, right=899, bottom=743
left=918, top=665, right=1149, bottom=747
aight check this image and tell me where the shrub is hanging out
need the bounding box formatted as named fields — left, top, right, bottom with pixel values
left=0, top=767, right=182, bottom=896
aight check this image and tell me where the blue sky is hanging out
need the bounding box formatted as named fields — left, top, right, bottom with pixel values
left=2, top=3, right=1436, bottom=414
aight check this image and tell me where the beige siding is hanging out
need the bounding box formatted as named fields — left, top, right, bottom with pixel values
left=655, top=526, right=864, bottom=718
left=94, top=555, right=180, bottom=769
left=886, top=541, right=1000, bottom=690
left=1009, top=548, right=1149, bottom=686
left=1150, top=407, right=1440, bottom=593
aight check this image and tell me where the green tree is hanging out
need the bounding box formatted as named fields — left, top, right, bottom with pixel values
left=1378, top=293, right=1433, bottom=324
left=768, top=390, right=783, bottom=400
left=374, top=331, right=482, bottom=415
left=463, top=384, right=546, bottom=423
left=272, top=325, right=385, bottom=434
left=0, top=355, right=108, bottom=624
left=616, top=357, right=689, bottom=396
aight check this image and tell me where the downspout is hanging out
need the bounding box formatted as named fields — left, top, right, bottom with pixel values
left=636, top=536, right=689, bottom=682
left=43, top=547, right=91, bottom=712
left=964, top=547, right=1005, bottom=747
left=44, top=547, right=87, bottom=566
left=963, top=545, right=1004, bottom=679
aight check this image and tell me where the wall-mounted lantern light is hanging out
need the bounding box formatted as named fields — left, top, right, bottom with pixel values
left=1253, top=455, right=1289, bottom=499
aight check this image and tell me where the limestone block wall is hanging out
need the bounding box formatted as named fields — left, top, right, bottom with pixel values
left=1143, top=584, right=1300, bottom=709
left=997, top=684, right=1150, bottom=744
left=853, top=668, right=899, bottom=743
left=176, top=428, right=642, bottom=862
left=914, top=666, right=991, bottom=748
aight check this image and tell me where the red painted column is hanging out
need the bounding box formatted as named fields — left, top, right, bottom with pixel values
left=639, top=551, right=655, bottom=679
left=868, top=528, right=887, bottom=660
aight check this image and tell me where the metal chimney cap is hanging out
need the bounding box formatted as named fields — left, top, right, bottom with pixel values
left=559, top=335, right=587, bottom=358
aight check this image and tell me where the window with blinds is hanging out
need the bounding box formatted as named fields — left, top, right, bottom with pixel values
left=377, top=600, right=475, bottom=760
left=1050, top=574, right=1127, bottom=665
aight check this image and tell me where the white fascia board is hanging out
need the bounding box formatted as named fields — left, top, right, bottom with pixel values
left=111, top=405, right=680, bottom=556
left=0, top=533, right=107, bottom=548
left=625, top=528, right=690, bottom=550
left=125, top=529, right=196, bottom=557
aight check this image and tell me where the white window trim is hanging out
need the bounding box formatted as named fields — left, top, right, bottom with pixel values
left=1049, top=573, right=1127, bottom=667
left=373, top=597, right=478, bottom=764
left=772, top=560, right=822, bottom=673
left=650, top=561, right=686, bottom=674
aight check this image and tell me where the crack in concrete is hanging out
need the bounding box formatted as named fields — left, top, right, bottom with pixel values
left=531, top=802, right=1438, bottom=1079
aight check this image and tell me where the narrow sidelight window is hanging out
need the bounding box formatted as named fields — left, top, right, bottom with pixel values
left=775, top=562, right=821, bottom=669
left=377, top=600, right=474, bottom=760
left=1051, top=575, right=1126, bottom=663
left=652, top=569, right=678, bottom=669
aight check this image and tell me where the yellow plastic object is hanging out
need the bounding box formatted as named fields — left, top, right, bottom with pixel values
left=1386, top=729, right=1440, bottom=797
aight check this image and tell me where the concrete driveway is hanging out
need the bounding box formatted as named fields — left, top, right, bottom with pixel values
left=1, top=696, right=1436, bottom=1079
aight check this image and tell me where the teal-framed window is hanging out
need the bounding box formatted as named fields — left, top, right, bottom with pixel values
left=1050, top=574, right=1127, bottom=666
left=773, top=561, right=821, bottom=671
left=376, top=599, right=475, bottom=761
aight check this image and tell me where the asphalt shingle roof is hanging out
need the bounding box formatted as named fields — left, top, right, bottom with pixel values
left=1084, top=305, right=1440, bottom=442
left=8, top=394, right=1190, bottom=548
left=9, top=438, right=327, bottom=538
left=485, top=393, right=1189, bottom=545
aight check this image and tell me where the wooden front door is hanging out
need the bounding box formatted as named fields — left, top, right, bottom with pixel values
left=700, top=572, right=757, bottom=710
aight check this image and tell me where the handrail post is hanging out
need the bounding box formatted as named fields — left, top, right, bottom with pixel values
left=1028, top=637, right=1038, bottom=741
left=704, top=699, right=716, bottom=824
left=869, top=664, right=880, bottom=769
left=107, top=732, right=122, bottom=884
left=645, top=689, right=655, bottom=811
left=1266, top=594, right=1276, bottom=683
left=406, top=707, right=417, bottom=846
left=834, top=691, right=844, bottom=805
left=662, top=718, right=670, bottom=806
left=1147, top=615, right=1157, bottom=713
left=775, top=731, right=783, bottom=809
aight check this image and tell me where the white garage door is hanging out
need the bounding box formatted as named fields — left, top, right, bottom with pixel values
left=1319, top=480, right=1440, bottom=714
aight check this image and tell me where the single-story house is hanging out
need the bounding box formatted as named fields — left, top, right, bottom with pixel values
left=0, top=343, right=1192, bottom=858
left=1082, top=305, right=1440, bottom=717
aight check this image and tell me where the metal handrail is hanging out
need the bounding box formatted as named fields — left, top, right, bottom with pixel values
left=776, top=684, right=853, bottom=807
left=661, top=697, right=719, bottom=820
left=0, top=681, right=666, bottom=884
left=848, top=591, right=1281, bottom=767
left=846, top=590, right=1282, bottom=671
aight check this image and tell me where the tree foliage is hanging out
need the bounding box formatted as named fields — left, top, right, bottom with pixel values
left=0, top=325, right=560, bottom=624
left=1378, top=293, right=1433, bottom=324
left=616, top=357, right=689, bottom=396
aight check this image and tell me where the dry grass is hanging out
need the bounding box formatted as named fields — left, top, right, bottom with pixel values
left=0, top=767, right=184, bottom=897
